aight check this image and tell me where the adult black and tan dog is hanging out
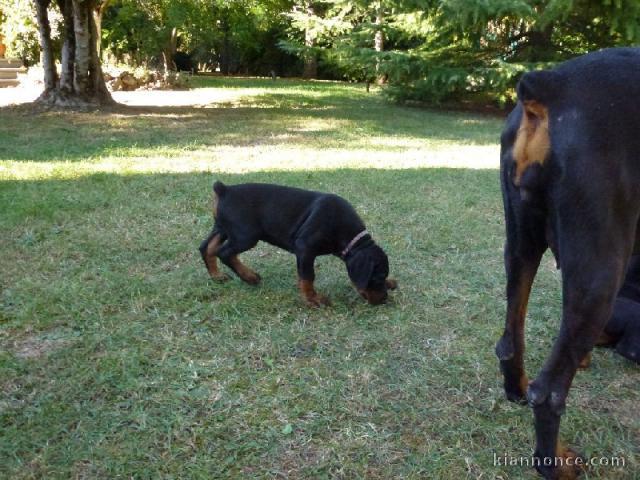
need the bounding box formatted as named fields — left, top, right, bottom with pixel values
left=199, top=182, right=397, bottom=306
left=496, top=48, right=640, bottom=479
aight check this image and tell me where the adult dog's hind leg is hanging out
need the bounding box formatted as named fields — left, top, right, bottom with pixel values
left=529, top=258, right=625, bottom=479
left=496, top=242, right=544, bottom=403
left=528, top=208, right=633, bottom=479
left=497, top=156, right=548, bottom=404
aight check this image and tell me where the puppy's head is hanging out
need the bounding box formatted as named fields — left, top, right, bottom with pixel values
left=346, top=245, right=396, bottom=305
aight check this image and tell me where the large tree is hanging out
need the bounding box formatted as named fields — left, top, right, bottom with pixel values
left=34, top=0, right=113, bottom=107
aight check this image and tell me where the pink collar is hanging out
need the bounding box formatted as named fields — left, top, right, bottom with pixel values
left=341, top=230, right=369, bottom=257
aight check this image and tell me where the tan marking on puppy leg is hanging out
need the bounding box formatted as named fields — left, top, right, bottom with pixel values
left=205, top=234, right=230, bottom=281
left=298, top=278, right=330, bottom=307
left=385, top=278, right=398, bottom=290
left=229, top=255, right=261, bottom=285
left=513, top=100, right=550, bottom=185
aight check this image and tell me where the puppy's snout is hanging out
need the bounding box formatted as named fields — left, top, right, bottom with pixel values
left=361, top=289, right=388, bottom=305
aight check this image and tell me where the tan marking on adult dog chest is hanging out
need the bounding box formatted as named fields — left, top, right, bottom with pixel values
left=513, top=100, right=550, bottom=185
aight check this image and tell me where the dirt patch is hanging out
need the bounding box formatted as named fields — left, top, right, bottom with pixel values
left=12, top=332, right=72, bottom=359
left=72, top=459, right=107, bottom=480
left=272, top=440, right=333, bottom=478
left=0, top=379, right=22, bottom=413
left=609, top=396, right=640, bottom=431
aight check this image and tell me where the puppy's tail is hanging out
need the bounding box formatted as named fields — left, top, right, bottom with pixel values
left=213, top=181, right=228, bottom=197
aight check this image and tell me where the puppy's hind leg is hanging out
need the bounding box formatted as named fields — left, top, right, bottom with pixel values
left=199, top=229, right=231, bottom=282
left=217, top=238, right=262, bottom=285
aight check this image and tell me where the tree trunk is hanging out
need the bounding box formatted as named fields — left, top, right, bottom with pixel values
left=374, top=4, right=386, bottom=85
left=57, top=0, right=75, bottom=93
left=220, top=15, right=231, bottom=75
left=163, top=27, right=178, bottom=72
left=302, top=3, right=317, bottom=79
left=93, top=0, right=110, bottom=58
left=34, top=0, right=114, bottom=107
left=34, top=0, right=57, bottom=93
left=72, top=0, right=92, bottom=96
left=88, top=0, right=112, bottom=103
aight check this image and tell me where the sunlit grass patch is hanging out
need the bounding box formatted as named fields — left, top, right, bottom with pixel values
left=0, top=76, right=501, bottom=181
left=1, top=143, right=499, bottom=180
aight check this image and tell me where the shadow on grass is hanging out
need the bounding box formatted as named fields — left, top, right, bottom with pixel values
left=0, top=83, right=503, bottom=163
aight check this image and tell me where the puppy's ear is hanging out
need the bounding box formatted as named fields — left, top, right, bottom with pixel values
left=347, top=252, right=374, bottom=289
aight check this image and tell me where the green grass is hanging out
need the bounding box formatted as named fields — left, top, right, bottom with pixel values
left=0, top=77, right=637, bottom=479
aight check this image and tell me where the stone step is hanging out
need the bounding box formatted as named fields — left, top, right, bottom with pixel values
left=0, top=70, right=19, bottom=79
left=0, top=78, right=20, bottom=88
left=0, top=58, right=23, bottom=68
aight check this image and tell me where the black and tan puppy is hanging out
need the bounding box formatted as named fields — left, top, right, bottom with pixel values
left=199, top=182, right=397, bottom=306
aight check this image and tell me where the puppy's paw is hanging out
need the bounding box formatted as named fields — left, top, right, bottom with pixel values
left=243, top=271, right=261, bottom=285
left=385, top=278, right=398, bottom=290
left=210, top=272, right=231, bottom=282
left=306, top=293, right=331, bottom=308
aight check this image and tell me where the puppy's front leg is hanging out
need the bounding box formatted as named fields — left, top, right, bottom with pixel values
left=296, top=252, right=330, bottom=307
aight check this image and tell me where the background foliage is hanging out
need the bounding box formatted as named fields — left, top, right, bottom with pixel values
left=2, top=0, right=640, bottom=104
left=0, top=0, right=49, bottom=66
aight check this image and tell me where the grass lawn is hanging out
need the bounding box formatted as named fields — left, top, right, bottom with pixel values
left=0, top=77, right=637, bottom=479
